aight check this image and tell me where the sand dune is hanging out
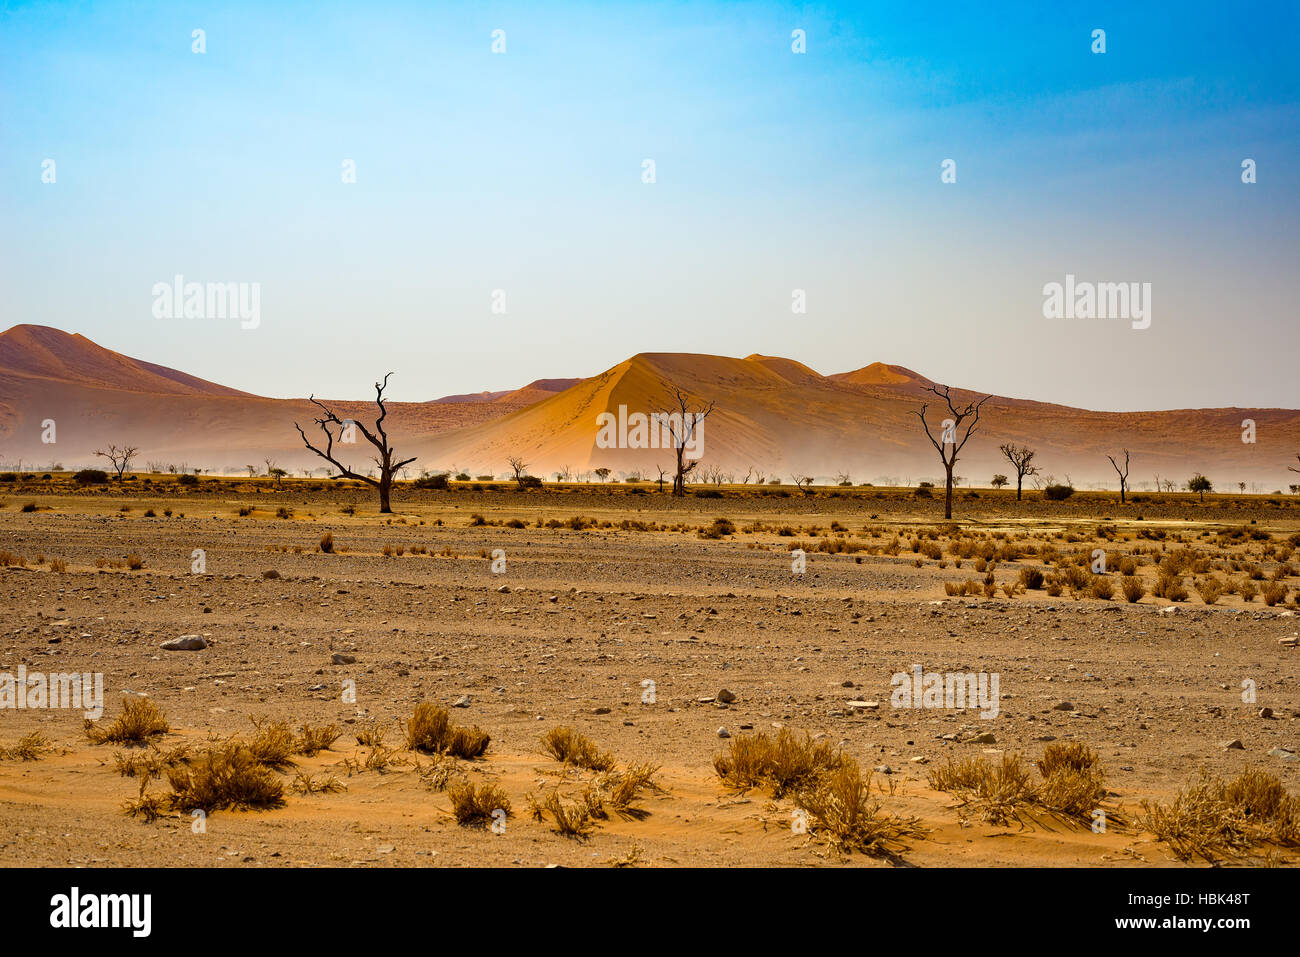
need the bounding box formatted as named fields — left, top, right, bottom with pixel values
left=1, top=324, right=1296, bottom=486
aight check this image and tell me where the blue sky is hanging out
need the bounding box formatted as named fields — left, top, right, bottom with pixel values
left=2, top=0, right=1297, bottom=409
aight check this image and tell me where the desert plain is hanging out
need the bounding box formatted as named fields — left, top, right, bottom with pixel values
left=0, top=477, right=1297, bottom=868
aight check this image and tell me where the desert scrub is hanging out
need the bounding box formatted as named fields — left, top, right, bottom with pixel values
left=447, top=782, right=511, bottom=827
left=404, top=702, right=490, bottom=758
left=1140, top=768, right=1300, bottom=863
left=794, top=757, right=922, bottom=859
left=166, top=742, right=286, bottom=812
left=0, top=731, right=54, bottom=761
left=295, top=722, right=341, bottom=756
left=714, top=728, right=844, bottom=797
left=540, top=726, right=615, bottom=772
left=85, top=697, right=169, bottom=745
left=930, top=744, right=1112, bottom=828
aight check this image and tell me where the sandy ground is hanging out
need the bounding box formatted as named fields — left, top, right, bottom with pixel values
left=1, top=483, right=1297, bottom=867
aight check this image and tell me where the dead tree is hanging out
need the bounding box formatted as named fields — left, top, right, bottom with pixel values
left=653, top=385, right=716, bottom=496
left=94, top=444, right=138, bottom=480
left=998, top=443, right=1039, bottom=501
left=791, top=474, right=815, bottom=496
left=507, top=456, right=529, bottom=488
left=915, top=385, right=992, bottom=520
left=1107, top=449, right=1131, bottom=503
left=655, top=464, right=669, bottom=492
left=1290, top=454, right=1300, bottom=476
left=295, top=372, right=415, bottom=513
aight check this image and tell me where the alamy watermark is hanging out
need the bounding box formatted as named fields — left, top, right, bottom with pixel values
left=594, top=405, right=705, bottom=459
left=890, top=664, right=999, bottom=719
left=1042, top=274, right=1150, bottom=330
left=152, top=275, right=260, bottom=329
left=1, top=666, right=104, bottom=718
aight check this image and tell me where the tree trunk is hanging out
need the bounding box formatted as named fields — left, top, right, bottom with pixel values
left=1119, top=483, right=1126, bottom=504
left=1016, top=473, right=1023, bottom=501
left=379, top=477, right=392, bottom=513
left=944, top=466, right=954, bottom=520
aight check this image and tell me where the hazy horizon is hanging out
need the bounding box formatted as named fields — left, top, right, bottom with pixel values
left=3, top=1, right=1297, bottom=411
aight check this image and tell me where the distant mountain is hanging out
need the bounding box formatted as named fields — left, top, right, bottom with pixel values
left=1, top=324, right=1297, bottom=487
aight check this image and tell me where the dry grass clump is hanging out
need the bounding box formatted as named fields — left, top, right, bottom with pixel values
left=113, top=744, right=191, bottom=780
left=714, top=728, right=844, bottom=797
left=85, top=697, right=169, bottom=745
left=290, top=769, right=345, bottom=795
left=930, top=744, right=1111, bottom=827
left=416, top=753, right=463, bottom=791
left=318, top=531, right=335, bottom=553
left=582, top=762, right=662, bottom=821
left=794, top=757, right=922, bottom=859
left=447, top=782, right=512, bottom=827
left=294, top=722, right=341, bottom=756
left=404, top=702, right=491, bottom=759
left=1121, top=575, right=1146, bottom=602
left=122, top=779, right=169, bottom=823
left=540, top=726, right=616, bottom=772
left=1141, top=768, right=1300, bottom=862
left=166, top=741, right=286, bottom=812
left=929, top=754, right=1039, bottom=825
left=246, top=716, right=296, bottom=770
left=0, top=731, right=54, bottom=761
left=528, top=790, right=594, bottom=837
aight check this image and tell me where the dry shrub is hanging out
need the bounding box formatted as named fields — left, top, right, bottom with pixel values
left=114, top=744, right=191, bottom=780
left=447, top=782, right=511, bottom=827
left=587, top=762, right=661, bottom=820
left=295, top=723, right=341, bottom=756
left=85, top=697, right=169, bottom=745
left=122, top=779, right=169, bottom=823
left=1195, top=577, right=1226, bottom=605
left=1262, top=581, right=1288, bottom=606
left=1036, top=741, right=1098, bottom=777
left=319, top=532, right=335, bottom=553
left=1121, top=575, right=1146, bottom=603
left=928, top=754, right=1038, bottom=825
left=1089, top=576, right=1114, bottom=600
left=1018, top=567, right=1045, bottom=590
left=416, top=754, right=463, bottom=791
left=290, top=769, right=345, bottom=795
left=0, top=731, right=54, bottom=761
left=246, top=716, right=296, bottom=770
left=535, top=790, right=593, bottom=837
left=1141, top=768, right=1300, bottom=862
left=405, top=702, right=490, bottom=758
left=1154, top=573, right=1189, bottom=602
left=795, top=757, right=922, bottom=859
left=540, top=726, right=615, bottom=772
left=166, top=742, right=286, bottom=812
left=714, top=728, right=843, bottom=797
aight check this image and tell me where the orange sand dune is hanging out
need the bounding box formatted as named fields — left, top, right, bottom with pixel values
left=1, top=325, right=1297, bottom=485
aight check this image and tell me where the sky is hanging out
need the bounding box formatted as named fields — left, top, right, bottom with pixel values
left=1, top=0, right=1297, bottom=410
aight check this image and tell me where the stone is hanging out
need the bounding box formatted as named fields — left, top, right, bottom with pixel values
left=1052, top=701, right=1074, bottom=711
left=331, top=653, right=356, bottom=665
left=717, top=688, right=737, bottom=704
left=161, top=635, right=207, bottom=651
left=1259, top=707, right=1274, bottom=719
left=1221, top=739, right=1244, bottom=751
left=716, top=727, right=731, bottom=739
left=1268, top=748, right=1297, bottom=762
left=452, top=695, right=471, bottom=708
